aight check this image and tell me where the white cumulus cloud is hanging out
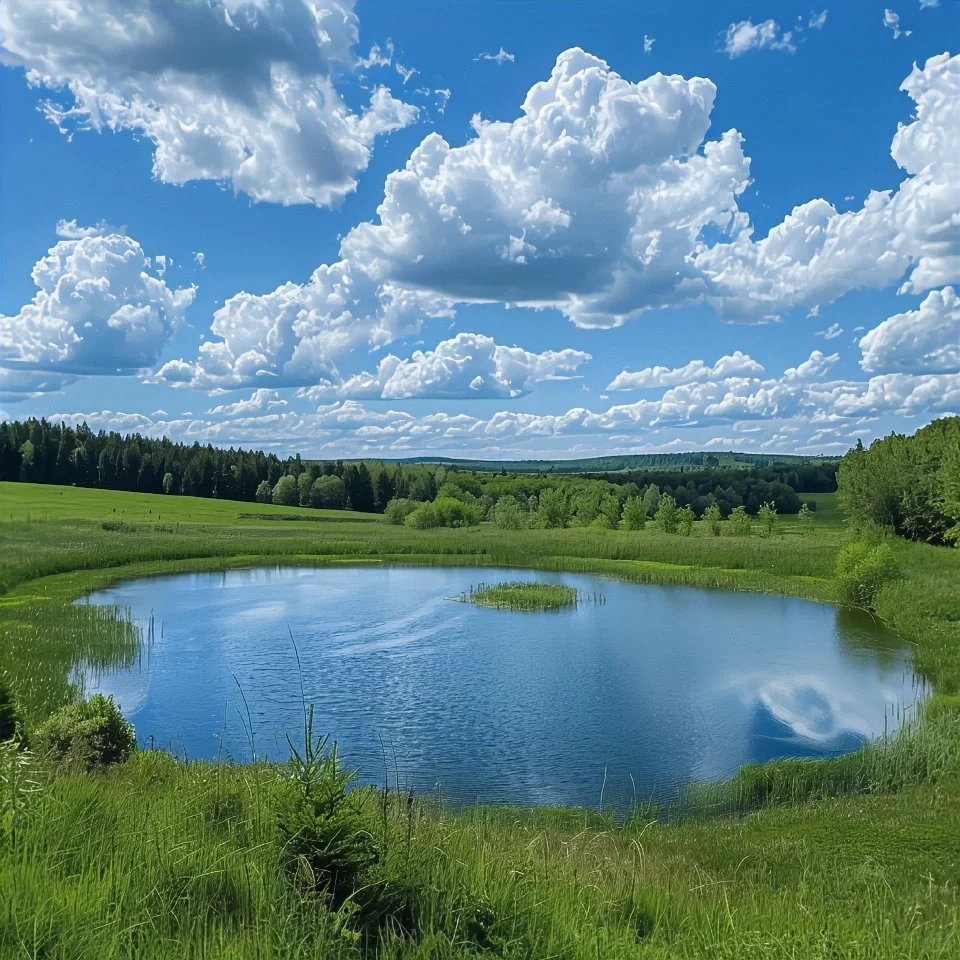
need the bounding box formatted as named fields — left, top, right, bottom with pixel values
left=297, top=332, right=590, bottom=400
left=0, top=226, right=196, bottom=400
left=155, top=47, right=752, bottom=388
left=475, top=48, right=515, bottom=64
left=723, top=20, right=796, bottom=57
left=153, top=260, right=453, bottom=390
left=0, top=0, right=417, bottom=207
left=55, top=218, right=120, bottom=239
left=150, top=48, right=960, bottom=396
left=47, top=344, right=960, bottom=458
left=783, top=350, right=839, bottom=381
left=342, top=48, right=751, bottom=328
left=697, top=52, right=960, bottom=320
left=816, top=323, right=844, bottom=340
left=883, top=9, right=911, bottom=38
left=377, top=333, right=589, bottom=399
left=607, top=351, right=764, bottom=390
left=207, top=388, right=289, bottom=416
left=859, top=286, right=960, bottom=373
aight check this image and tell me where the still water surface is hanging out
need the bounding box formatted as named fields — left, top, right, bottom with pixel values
left=82, top=566, right=918, bottom=808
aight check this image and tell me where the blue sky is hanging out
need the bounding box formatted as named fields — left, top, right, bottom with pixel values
left=1, top=0, right=958, bottom=458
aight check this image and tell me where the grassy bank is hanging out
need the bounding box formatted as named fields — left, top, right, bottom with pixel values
left=1, top=482, right=959, bottom=958
left=4, top=755, right=958, bottom=960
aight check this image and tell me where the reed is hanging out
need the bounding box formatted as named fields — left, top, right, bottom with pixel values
left=458, top=580, right=582, bottom=611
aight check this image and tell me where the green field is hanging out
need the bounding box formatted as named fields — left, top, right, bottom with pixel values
left=0, top=481, right=384, bottom=525
left=1, top=481, right=958, bottom=959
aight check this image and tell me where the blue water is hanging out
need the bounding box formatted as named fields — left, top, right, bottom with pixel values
left=80, top=566, right=919, bottom=808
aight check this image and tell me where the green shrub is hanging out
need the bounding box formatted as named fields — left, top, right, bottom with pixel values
left=837, top=418, right=960, bottom=544
left=384, top=497, right=419, bottom=524
left=276, top=710, right=405, bottom=933
left=404, top=497, right=483, bottom=530
left=433, top=496, right=483, bottom=528
left=436, top=481, right=481, bottom=505
left=758, top=501, right=777, bottom=537
left=490, top=495, right=526, bottom=530
left=37, top=694, right=135, bottom=769
left=595, top=493, right=621, bottom=529
left=653, top=494, right=679, bottom=533
left=726, top=505, right=752, bottom=537
left=703, top=503, right=722, bottom=536
left=276, top=782, right=381, bottom=906
left=620, top=495, right=648, bottom=531
left=533, top=487, right=571, bottom=529
left=0, top=674, right=20, bottom=742
left=834, top=541, right=900, bottom=610
left=405, top=503, right=440, bottom=529
left=677, top=505, right=695, bottom=536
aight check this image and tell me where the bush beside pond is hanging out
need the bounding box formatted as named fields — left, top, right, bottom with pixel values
left=37, top=694, right=135, bottom=769
left=835, top=541, right=900, bottom=611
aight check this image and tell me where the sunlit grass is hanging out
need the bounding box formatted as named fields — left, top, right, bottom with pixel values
left=1, top=750, right=958, bottom=959
left=0, top=480, right=384, bottom=525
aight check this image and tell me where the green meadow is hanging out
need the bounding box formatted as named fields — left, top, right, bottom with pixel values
left=1, top=480, right=959, bottom=959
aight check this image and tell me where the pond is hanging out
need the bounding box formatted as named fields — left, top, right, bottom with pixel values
left=80, top=566, right=920, bottom=808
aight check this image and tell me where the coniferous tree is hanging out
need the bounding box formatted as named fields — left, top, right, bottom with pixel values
left=375, top=470, right=395, bottom=511
left=344, top=463, right=376, bottom=513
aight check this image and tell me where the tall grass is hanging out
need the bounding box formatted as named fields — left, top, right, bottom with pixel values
left=0, top=600, right=139, bottom=726
left=459, top=580, right=582, bottom=611
left=1, top=747, right=958, bottom=959
left=680, top=694, right=955, bottom=817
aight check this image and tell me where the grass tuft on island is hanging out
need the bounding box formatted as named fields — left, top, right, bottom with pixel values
left=459, top=580, right=580, bottom=611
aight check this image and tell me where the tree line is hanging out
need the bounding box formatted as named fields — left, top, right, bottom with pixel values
left=383, top=465, right=820, bottom=531
left=838, top=417, right=960, bottom=545
left=591, top=462, right=837, bottom=496
left=423, top=467, right=817, bottom=521
left=1, top=417, right=825, bottom=524
left=0, top=418, right=439, bottom=513
left=398, top=451, right=836, bottom=473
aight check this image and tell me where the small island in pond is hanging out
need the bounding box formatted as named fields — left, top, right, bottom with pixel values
left=459, top=580, right=579, bottom=611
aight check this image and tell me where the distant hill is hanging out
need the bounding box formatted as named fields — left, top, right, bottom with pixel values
left=384, top=451, right=841, bottom=474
